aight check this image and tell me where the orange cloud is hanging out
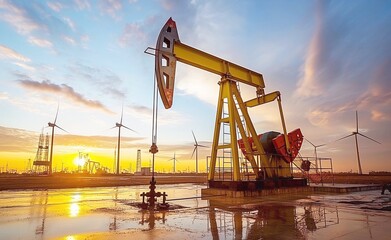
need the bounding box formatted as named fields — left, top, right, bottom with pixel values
left=18, top=80, right=113, bottom=114
left=55, top=134, right=145, bottom=149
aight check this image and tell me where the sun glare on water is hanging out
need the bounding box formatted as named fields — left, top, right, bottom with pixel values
left=69, top=194, right=81, bottom=217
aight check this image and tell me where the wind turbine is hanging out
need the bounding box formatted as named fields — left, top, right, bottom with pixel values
left=191, top=130, right=207, bottom=174
left=305, top=139, right=326, bottom=173
left=48, top=105, right=68, bottom=175
left=336, top=111, right=381, bottom=174
left=112, top=107, right=136, bottom=175
left=168, top=153, right=179, bottom=173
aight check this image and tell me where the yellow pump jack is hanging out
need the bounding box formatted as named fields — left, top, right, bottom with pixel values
left=152, top=18, right=298, bottom=182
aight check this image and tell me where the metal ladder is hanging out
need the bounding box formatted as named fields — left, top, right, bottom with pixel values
left=221, top=82, right=247, bottom=180
left=222, top=99, right=231, bottom=180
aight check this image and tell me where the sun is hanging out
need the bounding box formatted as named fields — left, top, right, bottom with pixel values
left=74, top=156, right=86, bottom=167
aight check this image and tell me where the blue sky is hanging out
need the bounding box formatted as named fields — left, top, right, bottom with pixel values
left=0, top=0, right=390, bottom=173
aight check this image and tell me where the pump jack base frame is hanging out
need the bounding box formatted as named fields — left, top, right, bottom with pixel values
left=208, top=178, right=307, bottom=191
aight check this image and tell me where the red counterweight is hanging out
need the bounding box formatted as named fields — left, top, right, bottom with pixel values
left=238, top=128, right=303, bottom=163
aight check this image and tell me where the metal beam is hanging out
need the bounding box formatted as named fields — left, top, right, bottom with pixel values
left=173, top=42, right=265, bottom=88
left=244, top=91, right=280, bottom=108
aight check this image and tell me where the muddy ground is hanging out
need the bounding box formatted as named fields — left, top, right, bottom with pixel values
left=0, top=173, right=390, bottom=191
left=0, top=174, right=208, bottom=190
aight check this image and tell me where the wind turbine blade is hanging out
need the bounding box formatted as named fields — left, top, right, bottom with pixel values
left=110, top=126, right=117, bottom=129
left=358, top=133, right=381, bottom=144
left=54, top=104, right=59, bottom=124
left=120, top=105, right=124, bottom=124
left=305, top=138, right=315, bottom=147
left=335, top=133, right=355, bottom=142
left=122, top=125, right=137, bottom=133
left=55, top=125, right=68, bottom=133
left=316, top=143, right=327, bottom=147
left=191, top=147, right=196, bottom=159
left=192, top=130, right=198, bottom=145
left=356, top=111, right=359, bottom=132
left=198, top=144, right=208, bottom=148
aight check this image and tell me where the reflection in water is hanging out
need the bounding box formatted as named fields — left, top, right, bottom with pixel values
left=109, top=187, right=119, bottom=231
left=69, top=193, right=81, bottom=217
left=207, top=200, right=340, bottom=240
left=139, top=210, right=167, bottom=230
left=33, top=191, right=48, bottom=238
left=296, top=205, right=339, bottom=233
left=2, top=185, right=386, bottom=239
left=70, top=203, right=80, bottom=217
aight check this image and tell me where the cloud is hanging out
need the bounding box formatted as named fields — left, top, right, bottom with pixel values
left=118, top=16, right=159, bottom=47
left=0, top=92, right=8, bottom=100
left=68, top=62, right=125, bottom=99
left=17, top=79, right=113, bottom=114
left=81, top=34, right=89, bottom=42
left=12, top=62, right=35, bottom=71
left=129, top=104, right=150, bottom=117
left=360, top=58, right=391, bottom=122
left=0, top=126, right=144, bottom=154
left=158, top=0, right=197, bottom=11
left=119, top=22, right=147, bottom=47
left=151, top=1, right=248, bottom=107
left=0, top=126, right=38, bottom=153
left=63, top=17, right=76, bottom=31
left=56, top=134, right=144, bottom=148
left=47, top=1, right=63, bottom=12
left=306, top=55, right=391, bottom=127
left=118, top=1, right=198, bottom=48
left=0, top=44, right=35, bottom=71
left=176, top=67, right=219, bottom=106
left=63, top=36, right=76, bottom=45
left=0, top=44, right=31, bottom=62
left=0, top=1, right=83, bottom=49
left=28, top=36, right=53, bottom=48
left=127, top=103, right=188, bottom=125
left=0, top=0, right=43, bottom=35
left=99, top=0, right=123, bottom=19
left=371, top=110, right=387, bottom=121
left=296, top=1, right=345, bottom=97
left=74, top=0, right=91, bottom=10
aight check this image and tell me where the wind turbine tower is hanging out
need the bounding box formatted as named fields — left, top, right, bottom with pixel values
left=168, top=153, right=179, bottom=173
left=191, top=131, right=207, bottom=173
left=305, top=139, right=326, bottom=173
left=336, top=111, right=381, bottom=174
left=112, top=107, right=136, bottom=175
left=47, top=106, right=67, bottom=175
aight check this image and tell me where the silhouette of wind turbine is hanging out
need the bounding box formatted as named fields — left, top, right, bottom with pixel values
left=112, top=107, right=136, bottom=175
left=191, top=130, right=207, bottom=174
left=48, top=105, right=68, bottom=175
left=305, top=139, right=326, bottom=173
left=168, top=153, right=179, bottom=173
left=336, top=111, right=381, bottom=174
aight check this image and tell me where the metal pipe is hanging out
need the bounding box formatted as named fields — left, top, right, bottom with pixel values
left=277, top=95, right=291, bottom=154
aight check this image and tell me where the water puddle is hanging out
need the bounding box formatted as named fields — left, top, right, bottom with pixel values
left=0, top=183, right=390, bottom=239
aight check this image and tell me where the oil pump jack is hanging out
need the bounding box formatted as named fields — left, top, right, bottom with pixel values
left=152, top=18, right=305, bottom=190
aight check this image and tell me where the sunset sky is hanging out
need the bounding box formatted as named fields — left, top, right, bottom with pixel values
left=0, top=0, right=390, bottom=174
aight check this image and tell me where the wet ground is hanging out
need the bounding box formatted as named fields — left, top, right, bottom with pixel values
left=0, top=183, right=390, bottom=240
